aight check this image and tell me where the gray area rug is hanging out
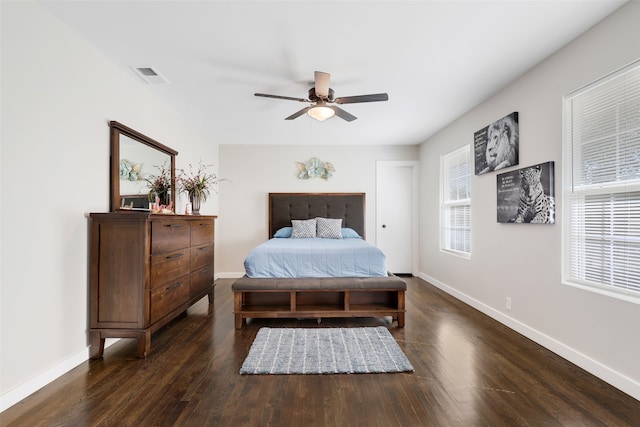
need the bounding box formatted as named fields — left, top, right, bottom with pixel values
left=240, top=326, right=414, bottom=374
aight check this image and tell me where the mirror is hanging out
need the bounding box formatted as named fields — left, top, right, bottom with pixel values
left=110, top=121, right=178, bottom=211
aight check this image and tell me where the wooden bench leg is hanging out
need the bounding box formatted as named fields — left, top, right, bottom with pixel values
left=234, top=292, right=244, bottom=329
left=235, top=315, right=245, bottom=329
left=397, top=312, right=405, bottom=328
left=397, top=290, right=405, bottom=327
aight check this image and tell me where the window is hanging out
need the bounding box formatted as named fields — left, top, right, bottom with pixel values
left=563, top=59, right=640, bottom=303
left=441, top=145, right=471, bottom=257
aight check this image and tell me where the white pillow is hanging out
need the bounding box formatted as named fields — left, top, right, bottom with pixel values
left=291, top=218, right=317, bottom=238
left=316, top=217, right=343, bottom=239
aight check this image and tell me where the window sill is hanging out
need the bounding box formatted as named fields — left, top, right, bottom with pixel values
left=441, top=248, right=471, bottom=260
left=562, top=280, right=640, bottom=305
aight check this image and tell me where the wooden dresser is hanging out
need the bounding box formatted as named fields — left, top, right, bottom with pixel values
left=89, top=212, right=216, bottom=358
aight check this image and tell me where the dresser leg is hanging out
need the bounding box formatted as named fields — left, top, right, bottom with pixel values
left=89, top=331, right=105, bottom=359
left=137, top=331, right=151, bottom=358
left=207, top=290, right=214, bottom=304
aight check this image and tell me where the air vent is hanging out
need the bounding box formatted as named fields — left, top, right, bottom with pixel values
left=130, top=66, right=170, bottom=84
left=137, top=67, right=157, bottom=76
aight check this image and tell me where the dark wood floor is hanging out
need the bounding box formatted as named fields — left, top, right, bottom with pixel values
left=2, top=277, right=639, bottom=426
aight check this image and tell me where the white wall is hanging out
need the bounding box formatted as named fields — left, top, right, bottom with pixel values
left=0, top=2, right=218, bottom=409
left=418, top=2, right=640, bottom=399
left=217, top=145, right=418, bottom=275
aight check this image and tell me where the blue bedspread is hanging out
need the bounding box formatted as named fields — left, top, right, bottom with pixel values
left=244, top=238, right=388, bottom=278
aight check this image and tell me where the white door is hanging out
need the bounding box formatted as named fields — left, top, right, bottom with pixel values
left=376, top=161, right=418, bottom=275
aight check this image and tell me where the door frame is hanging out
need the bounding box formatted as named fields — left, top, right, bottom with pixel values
left=375, top=160, right=419, bottom=276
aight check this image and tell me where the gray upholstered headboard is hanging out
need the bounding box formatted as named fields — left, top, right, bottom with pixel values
left=269, top=193, right=366, bottom=239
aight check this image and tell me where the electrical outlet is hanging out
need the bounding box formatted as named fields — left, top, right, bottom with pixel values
left=506, top=297, right=512, bottom=311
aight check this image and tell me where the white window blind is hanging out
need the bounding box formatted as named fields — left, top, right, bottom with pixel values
left=441, top=145, right=471, bottom=257
left=563, top=59, right=640, bottom=301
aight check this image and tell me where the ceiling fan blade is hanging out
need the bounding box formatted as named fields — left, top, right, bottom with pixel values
left=255, top=93, right=309, bottom=102
left=334, top=93, right=389, bottom=104
left=330, top=106, right=357, bottom=122
left=285, top=106, right=313, bottom=120
left=314, top=71, right=331, bottom=98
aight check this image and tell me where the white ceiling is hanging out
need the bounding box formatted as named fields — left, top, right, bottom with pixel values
left=38, top=0, right=626, bottom=146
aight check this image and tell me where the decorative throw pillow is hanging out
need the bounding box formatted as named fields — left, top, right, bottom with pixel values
left=291, top=219, right=317, bottom=238
left=316, top=217, right=343, bottom=239
left=273, top=227, right=293, bottom=238
left=341, top=227, right=361, bottom=239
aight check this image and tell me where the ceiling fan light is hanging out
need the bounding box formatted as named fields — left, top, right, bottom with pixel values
left=307, top=105, right=335, bottom=122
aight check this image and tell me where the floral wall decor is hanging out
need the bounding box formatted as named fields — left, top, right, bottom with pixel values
left=296, top=157, right=335, bottom=180
left=119, top=159, right=143, bottom=181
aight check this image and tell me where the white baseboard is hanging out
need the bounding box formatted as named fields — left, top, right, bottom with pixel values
left=0, top=339, right=119, bottom=412
left=417, top=272, right=640, bottom=401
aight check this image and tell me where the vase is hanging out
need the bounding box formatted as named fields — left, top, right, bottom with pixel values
left=148, top=191, right=157, bottom=209
left=158, top=191, right=171, bottom=207
left=190, top=192, right=202, bottom=215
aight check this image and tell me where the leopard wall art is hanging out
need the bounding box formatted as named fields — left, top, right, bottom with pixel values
left=510, top=165, right=555, bottom=224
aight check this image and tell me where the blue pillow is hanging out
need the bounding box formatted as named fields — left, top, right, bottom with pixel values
left=341, top=228, right=361, bottom=239
left=273, top=227, right=292, bottom=238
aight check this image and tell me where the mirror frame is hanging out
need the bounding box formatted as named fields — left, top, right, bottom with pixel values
left=109, top=121, right=178, bottom=211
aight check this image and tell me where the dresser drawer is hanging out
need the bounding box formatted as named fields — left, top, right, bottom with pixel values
left=191, top=243, right=214, bottom=271
left=191, top=220, right=214, bottom=247
left=151, top=220, right=191, bottom=253
left=150, top=275, right=189, bottom=323
left=191, top=265, right=214, bottom=298
left=151, top=248, right=190, bottom=289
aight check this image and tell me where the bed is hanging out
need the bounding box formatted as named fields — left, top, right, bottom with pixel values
left=232, top=192, right=406, bottom=329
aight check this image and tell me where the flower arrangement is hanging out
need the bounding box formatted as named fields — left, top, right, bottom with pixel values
left=144, top=162, right=172, bottom=207
left=177, top=160, right=222, bottom=213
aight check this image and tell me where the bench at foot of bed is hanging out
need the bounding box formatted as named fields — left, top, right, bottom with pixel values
left=231, top=274, right=406, bottom=329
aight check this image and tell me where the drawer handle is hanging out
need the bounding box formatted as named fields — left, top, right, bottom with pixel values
left=166, top=281, right=184, bottom=291
left=201, top=267, right=209, bottom=273
left=166, top=224, right=185, bottom=228
left=198, top=246, right=208, bottom=251
left=166, top=253, right=185, bottom=259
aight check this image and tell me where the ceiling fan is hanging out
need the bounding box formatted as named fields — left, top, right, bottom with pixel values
left=254, top=71, right=389, bottom=122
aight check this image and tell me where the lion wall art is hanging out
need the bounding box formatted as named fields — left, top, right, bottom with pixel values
left=474, top=112, right=519, bottom=175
